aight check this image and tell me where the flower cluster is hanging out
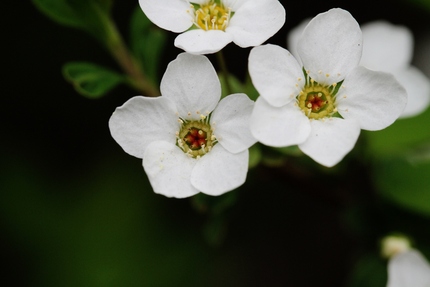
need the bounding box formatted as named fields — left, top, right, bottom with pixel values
left=109, top=4, right=411, bottom=196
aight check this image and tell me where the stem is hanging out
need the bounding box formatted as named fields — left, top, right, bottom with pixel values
left=216, top=50, right=232, bottom=96
left=104, top=14, right=159, bottom=97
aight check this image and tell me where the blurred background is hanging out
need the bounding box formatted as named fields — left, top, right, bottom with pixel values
left=2, top=0, right=430, bottom=286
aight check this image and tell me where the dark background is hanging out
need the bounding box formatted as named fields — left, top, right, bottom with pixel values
left=1, top=0, right=429, bottom=286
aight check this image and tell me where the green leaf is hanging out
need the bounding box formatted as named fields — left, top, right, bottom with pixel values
left=373, top=154, right=430, bottom=217
left=218, top=72, right=244, bottom=99
left=130, top=6, right=167, bottom=85
left=32, top=0, right=112, bottom=44
left=32, top=0, right=86, bottom=29
left=348, top=253, right=387, bottom=287
left=365, top=107, right=430, bottom=157
left=63, top=62, right=125, bottom=98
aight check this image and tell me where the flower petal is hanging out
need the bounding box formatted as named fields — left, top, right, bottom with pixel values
left=394, top=67, right=430, bottom=118
left=227, top=0, right=285, bottom=48
left=249, top=44, right=303, bottom=107
left=143, top=141, right=199, bottom=198
left=287, top=18, right=310, bottom=65
left=298, top=118, right=361, bottom=167
left=138, top=0, right=193, bottom=33
left=174, top=29, right=233, bottom=55
left=337, top=66, right=408, bottom=130
left=360, top=21, right=413, bottom=72
left=250, top=97, right=310, bottom=147
left=210, top=93, right=256, bottom=153
left=223, top=0, right=247, bottom=11
left=191, top=144, right=248, bottom=196
left=298, top=8, right=362, bottom=85
left=109, top=96, right=178, bottom=158
left=387, top=250, right=430, bottom=287
left=160, top=53, right=221, bottom=120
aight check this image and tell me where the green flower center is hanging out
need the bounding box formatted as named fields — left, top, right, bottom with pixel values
left=297, top=74, right=341, bottom=119
left=193, top=1, right=231, bottom=31
left=177, top=118, right=216, bottom=158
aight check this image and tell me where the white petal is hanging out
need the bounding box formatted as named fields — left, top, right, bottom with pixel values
left=223, top=0, right=247, bottom=11
left=298, top=8, right=362, bottom=85
left=249, top=44, right=304, bottom=107
left=360, top=21, right=413, bottom=72
left=191, top=144, right=248, bottom=196
left=387, top=250, right=430, bottom=287
left=109, top=96, right=178, bottom=159
left=394, top=67, right=430, bottom=118
left=250, top=97, right=310, bottom=147
left=138, top=0, right=193, bottom=33
left=287, top=18, right=310, bottom=65
left=160, top=53, right=221, bottom=120
left=174, top=29, right=233, bottom=55
left=227, top=0, right=286, bottom=48
left=210, top=93, right=257, bottom=153
left=143, top=141, right=199, bottom=198
left=298, top=118, right=361, bottom=167
left=337, top=66, right=408, bottom=131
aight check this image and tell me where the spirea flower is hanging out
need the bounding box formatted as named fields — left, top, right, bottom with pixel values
left=248, top=8, right=407, bottom=167
left=109, top=53, right=256, bottom=198
left=138, top=0, right=286, bottom=54
left=288, top=19, right=430, bottom=119
left=360, top=21, right=430, bottom=118
left=382, top=235, right=430, bottom=287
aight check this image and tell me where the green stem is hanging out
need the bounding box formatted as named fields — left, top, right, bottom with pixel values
left=104, top=14, right=159, bottom=97
left=216, top=50, right=232, bottom=96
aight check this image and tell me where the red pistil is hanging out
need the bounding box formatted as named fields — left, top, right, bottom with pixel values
left=184, top=128, right=207, bottom=150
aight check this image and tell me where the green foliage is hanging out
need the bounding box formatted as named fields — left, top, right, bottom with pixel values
left=348, top=254, right=387, bottom=287
left=373, top=154, right=430, bottom=217
left=129, top=7, right=167, bottom=85
left=32, top=0, right=112, bottom=44
left=365, top=107, right=430, bottom=157
left=63, top=62, right=125, bottom=98
left=218, top=72, right=244, bottom=99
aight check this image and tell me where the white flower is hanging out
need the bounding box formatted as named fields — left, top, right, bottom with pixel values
left=138, top=0, right=286, bottom=54
left=288, top=19, right=430, bottom=118
left=381, top=235, right=430, bottom=287
left=387, top=249, right=430, bottom=287
left=248, top=8, right=407, bottom=167
left=360, top=21, right=430, bottom=118
left=109, top=53, right=256, bottom=198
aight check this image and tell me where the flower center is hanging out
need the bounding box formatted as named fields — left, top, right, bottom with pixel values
left=297, top=77, right=339, bottom=119
left=177, top=119, right=217, bottom=158
left=194, top=1, right=231, bottom=31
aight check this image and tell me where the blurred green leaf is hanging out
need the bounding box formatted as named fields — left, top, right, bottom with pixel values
left=365, top=107, right=430, bottom=157
left=348, top=253, right=387, bottom=287
left=219, top=72, right=244, bottom=99
left=248, top=144, right=262, bottom=169
left=130, top=7, right=167, bottom=85
left=33, top=0, right=112, bottom=44
left=63, top=62, right=125, bottom=98
left=373, top=154, right=430, bottom=217
left=406, top=0, right=430, bottom=11
left=32, top=0, right=86, bottom=29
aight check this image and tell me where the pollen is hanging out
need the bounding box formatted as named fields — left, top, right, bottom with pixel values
left=297, top=73, right=340, bottom=120
left=194, top=1, right=231, bottom=31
